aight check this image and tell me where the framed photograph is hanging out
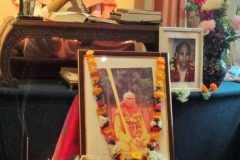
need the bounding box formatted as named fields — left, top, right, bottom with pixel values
left=78, top=50, right=174, bottom=160
left=159, top=27, right=204, bottom=92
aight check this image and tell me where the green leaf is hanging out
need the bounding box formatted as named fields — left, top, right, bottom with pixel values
left=236, top=5, right=240, bottom=15
left=201, top=92, right=211, bottom=100
left=185, top=2, right=195, bottom=11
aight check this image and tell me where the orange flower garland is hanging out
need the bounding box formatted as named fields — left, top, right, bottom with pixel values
left=85, top=50, right=166, bottom=160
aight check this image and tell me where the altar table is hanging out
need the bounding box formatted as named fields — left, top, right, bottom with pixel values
left=52, top=81, right=240, bottom=160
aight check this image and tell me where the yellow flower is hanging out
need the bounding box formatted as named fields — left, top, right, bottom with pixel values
left=89, top=68, right=97, bottom=74
left=159, top=64, right=165, bottom=70
left=157, top=57, right=165, bottom=65
left=86, top=50, right=94, bottom=56
left=155, top=81, right=164, bottom=88
left=130, top=150, right=142, bottom=160
left=153, top=91, right=165, bottom=99
left=89, top=67, right=97, bottom=73
left=201, top=0, right=224, bottom=11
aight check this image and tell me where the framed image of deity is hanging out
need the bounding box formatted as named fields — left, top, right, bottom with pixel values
left=78, top=50, right=175, bottom=160
left=159, top=27, right=204, bottom=92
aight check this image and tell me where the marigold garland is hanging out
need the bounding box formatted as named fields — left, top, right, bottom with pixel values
left=85, top=50, right=166, bottom=160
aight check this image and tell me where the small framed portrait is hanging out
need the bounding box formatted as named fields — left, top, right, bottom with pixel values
left=159, top=27, right=204, bottom=92
left=78, top=50, right=175, bottom=160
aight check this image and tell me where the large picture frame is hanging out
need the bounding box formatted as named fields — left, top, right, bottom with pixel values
left=78, top=50, right=174, bottom=160
left=159, top=27, right=204, bottom=92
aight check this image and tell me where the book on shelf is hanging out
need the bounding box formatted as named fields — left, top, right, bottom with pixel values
left=110, top=8, right=162, bottom=23
left=115, top=8, right=161, bottom=15
left=46, top=11, right=118, bottom=24
left=60, top=67, right=78, bottom=84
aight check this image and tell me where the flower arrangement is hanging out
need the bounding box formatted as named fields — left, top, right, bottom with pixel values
left=85, top=50, right=167, bottom=160
left=185, top=0, right=240, bottom=57
left=175, top=84, right=191, bottom=103
left=201, top=83, right=218, bottom=100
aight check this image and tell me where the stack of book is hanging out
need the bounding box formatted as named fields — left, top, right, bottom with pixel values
left=60, top=67, right=78, bottom=90
left=46, top=11, right=118, bottom=24
left=110, top=8, right=162, bottom=25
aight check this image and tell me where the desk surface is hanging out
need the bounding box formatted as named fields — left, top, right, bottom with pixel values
left=0, top=17, right=159, bottom=88
left=212, top=81, right=240, bottom=96
left=172, top=81, right=240, bottom=160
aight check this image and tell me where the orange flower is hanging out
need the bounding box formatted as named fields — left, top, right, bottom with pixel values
left=87, top=57, right=96, bottom=65
left=209, top=83, right=218, bottom=91
left=102, top=125, right=114, bottom=135
left=89, top=67, right=97, bottom=73
left=115, top=152, right=124, bottom=160
left=96, top=105, right=107, bottom=115
left=156, top=69, right=165, bottom=76
left=157, top=57, right=165, bottom=65
left=92, top=87, right=102, bottom=95
left=86, top=55, right=94, bottom=61
left=202, top=85, right=208, bottom=93
left=156, top=67, right=164, bottom=73
left=91, top=77, right=99, bottom=85
left=150, top=131, right=159, bottom=141
left=157, top=64, right=165, bottom=71
left=152, top=111, right=162, bottom=119
left=153, top=91, right=165, bottom=99
left=88, top=61, right=97, bottom=68
left=156, top=72, right=165, bottom=81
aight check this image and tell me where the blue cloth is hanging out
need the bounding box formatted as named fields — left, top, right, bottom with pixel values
left=0, top=79, right=77, bottom=160
left=172, top=81, right=240, bottom=160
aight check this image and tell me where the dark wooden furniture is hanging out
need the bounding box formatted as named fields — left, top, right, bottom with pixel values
left=0, top=17, right=159, bottom=88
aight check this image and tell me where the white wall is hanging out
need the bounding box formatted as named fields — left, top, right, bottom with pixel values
left=115, top=0, right=144, bottom=9
left=0, top=1, right=18, bottom=24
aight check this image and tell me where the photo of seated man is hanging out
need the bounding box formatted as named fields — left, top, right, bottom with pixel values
left=113, top=91, right=149, bottom=152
